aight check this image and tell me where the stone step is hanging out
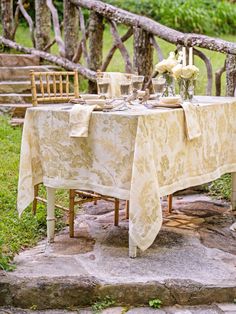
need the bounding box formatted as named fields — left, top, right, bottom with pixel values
left=0, top=103, right=32, bottom=118
left=0, top=80, right=67, bottom=94
left=0, top=65, right=61, bottom=81
left=10, top=117, right=24, bottom=126
left=0, top=93, right=32, bottom=104
left=0, top=53, right=40, bottom=67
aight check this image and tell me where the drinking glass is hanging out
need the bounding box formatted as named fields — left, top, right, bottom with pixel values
left=120, top=76, right=132, bottom=98
left=132, top=75, right=144, bottom=91
left=97, top=77, right=110, bottom=98
left=152, top=76, right=166, bottom=99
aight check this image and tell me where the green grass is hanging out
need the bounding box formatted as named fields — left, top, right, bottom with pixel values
left=0, top=116, right=65, bottom=271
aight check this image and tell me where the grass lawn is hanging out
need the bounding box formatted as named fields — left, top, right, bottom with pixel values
left=0, top=24, right=233, bottom=270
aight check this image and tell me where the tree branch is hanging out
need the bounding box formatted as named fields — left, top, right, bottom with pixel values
left=0, top=36, right=96, bottom=81
left=101, top=27, right=133, bottom=71
left=46, top=0, right=65, bottom=57
left=108, top=19, right=132, bottom=73
left=69, top=0, right=236, bottom=55
left=18, top=0, right=35, bottom=47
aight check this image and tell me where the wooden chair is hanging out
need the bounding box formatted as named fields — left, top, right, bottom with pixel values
left=30, top=70, right=120, bottom=237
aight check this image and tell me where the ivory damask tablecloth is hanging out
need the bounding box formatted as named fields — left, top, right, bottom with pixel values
left=17, top=96, right=236, bottom=251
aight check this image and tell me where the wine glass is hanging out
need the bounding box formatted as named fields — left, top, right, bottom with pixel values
left=132, top=75, right=144, bottom=92
left=97, top=77, right=110, bottom=99
left=152, top=76, right=166, bottom=100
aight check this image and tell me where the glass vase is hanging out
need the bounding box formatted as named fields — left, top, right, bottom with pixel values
left=162, top=73, right=175, bottom=97
left=179, top=78, right=195, bottom=102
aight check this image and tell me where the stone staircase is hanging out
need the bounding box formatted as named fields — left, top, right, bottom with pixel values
left=0, top=54, right=61, bottom=126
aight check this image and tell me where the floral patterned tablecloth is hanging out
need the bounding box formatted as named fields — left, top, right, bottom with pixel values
left=17, top=96, right=236, bottom=251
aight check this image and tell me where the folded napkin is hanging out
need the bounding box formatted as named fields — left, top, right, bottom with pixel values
left=180, top=102, right=201, bottom=140
left=69, top=104, right=96, bottom=137
left=100, top=72, right=132, bottom=98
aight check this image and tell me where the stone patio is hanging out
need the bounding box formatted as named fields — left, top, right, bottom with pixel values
left=0, top=193, right=236, bottom=310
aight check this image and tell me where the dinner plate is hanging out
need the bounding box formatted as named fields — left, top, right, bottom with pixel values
left=80, top=94, right=102, bottom=100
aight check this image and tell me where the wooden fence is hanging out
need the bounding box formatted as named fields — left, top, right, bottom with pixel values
left=0, top=0, right=235, bottom=96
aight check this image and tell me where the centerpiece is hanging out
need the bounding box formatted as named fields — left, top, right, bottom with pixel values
left=154, top=52, right=179, bottom=97
left=172, top=47, right=199, bottom=102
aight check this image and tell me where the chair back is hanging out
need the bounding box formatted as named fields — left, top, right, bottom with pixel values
left=30, top=70, right=79, bottom=106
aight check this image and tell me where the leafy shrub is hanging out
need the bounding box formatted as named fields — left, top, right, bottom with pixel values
left=105, top=0, right=236, bottom=35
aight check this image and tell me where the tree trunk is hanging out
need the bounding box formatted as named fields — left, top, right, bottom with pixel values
left=64, top=0, right=79, bottom=61
left=226, top=54, right=236, bottom=96
left=133, top=27, right=153, bottom=84
left=88, top=11, right=104, bottom=93
left=35, top=0, right=51, bottom=52
left=0, top=0, right=14, bottom=41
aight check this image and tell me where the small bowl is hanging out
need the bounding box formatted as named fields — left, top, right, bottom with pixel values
left=160, top=96, right=181, bottom=105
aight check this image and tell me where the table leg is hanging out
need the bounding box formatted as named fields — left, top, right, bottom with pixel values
left=46, top=187, right=56, bottom=243
left=232, top=173, right=236, bottom=211
left=129, top=235, right=137, bottom=258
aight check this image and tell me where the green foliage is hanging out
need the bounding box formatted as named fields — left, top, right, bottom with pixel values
left=208, top=174, right=231, bottom=200
left=0, top=116, right=65, bottom=271
left=105, top=0, right=236, bottom=35
left=92, top=296, right=115, bottom=313
left=149, top=298, right=162, bottom=309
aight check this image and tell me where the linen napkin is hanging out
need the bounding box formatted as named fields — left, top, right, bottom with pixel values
left=69, top=104, right=96, bottom=137
left=180, top=102, right=201, bottom=140
left=100, top=72, right=131, bottom=98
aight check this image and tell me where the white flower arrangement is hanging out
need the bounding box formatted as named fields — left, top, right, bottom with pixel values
left=155, top=52, right=178, bottom=74
left=172, top=64, right=199, bottom=80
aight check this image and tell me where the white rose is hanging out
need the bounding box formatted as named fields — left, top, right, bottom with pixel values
left=181, top=65, right=199, bottom=79
left=155, top=59, right=168, bottom=74
left=165, top=58, right=178, bottom=72
left=172, top=64, right=183, bottom=79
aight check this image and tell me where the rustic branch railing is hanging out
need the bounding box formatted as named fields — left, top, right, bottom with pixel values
left=0, top=0, right=235, bottom=96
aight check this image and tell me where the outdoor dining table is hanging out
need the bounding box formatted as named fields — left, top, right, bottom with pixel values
left=17, top=96, right=236, bottom=257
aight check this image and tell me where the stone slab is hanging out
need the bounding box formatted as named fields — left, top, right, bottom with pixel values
left=0, top=304, right=230, bottom=313
left=1, top=194, right=236, bottom=309
left=0, top=54, right=40, bottom=67
left=0, top=65, right=61, bottom=81
left=0, top=94, right=32, bottom=104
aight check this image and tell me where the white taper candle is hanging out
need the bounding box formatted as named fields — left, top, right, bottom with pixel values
left=189, top=47, right=193, bottom=66
left=182, top=47, right=186, bottom=66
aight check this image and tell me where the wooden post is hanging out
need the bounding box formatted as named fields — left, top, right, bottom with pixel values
left=125, top=200, right=129, bottom=219
left=226, top=54, right=236, bottom=97
left=88, top=11, right=104, bottom=93
left=114, top=198, right=119, bottom=226
left=32, top=184, right=39, bottom=215
left=168, top=194, right=173, bottom=213
left=74, top=70, right=79, bottom=97
left=133, top=27, right=153, bottom=84
left=0, top=0, right=14, bottom=43
left=232, top=173, right=236, bottom=211
left=35, top=0, right=51, bottom=52
left=69, top=189, right=75, bottom=238
left=30, top=70, right=37, bottom=106
left=64, top=0, right=79, bottom=60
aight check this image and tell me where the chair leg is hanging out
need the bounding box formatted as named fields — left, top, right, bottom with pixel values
left=168, top=194, right=173, bottom=213
left=69, top=189, right=75, bottom=238
left=32, top=184, right=39, bottom=215
left=114, top=198, right=119, bottom=226
left=125, top=200, right=129, bottom=219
